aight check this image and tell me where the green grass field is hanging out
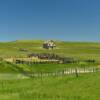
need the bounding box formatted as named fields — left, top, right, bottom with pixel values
left=0, top=72, right=100, bottom=100
left=0, top=60, right=99, bottom=74
left=0, top=40, right=100, bottom=100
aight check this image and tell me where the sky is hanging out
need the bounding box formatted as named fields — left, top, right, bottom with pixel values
left=0, top=0, right=100, bottom=41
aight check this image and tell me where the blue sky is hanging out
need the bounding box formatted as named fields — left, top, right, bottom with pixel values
left=0, top=0, right=100, bottom=41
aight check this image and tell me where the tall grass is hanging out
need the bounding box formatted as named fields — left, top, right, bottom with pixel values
left=0, top=72, right=100, bottom=100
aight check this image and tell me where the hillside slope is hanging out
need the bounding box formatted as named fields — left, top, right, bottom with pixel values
left=0, top=40, right=100, bottom=61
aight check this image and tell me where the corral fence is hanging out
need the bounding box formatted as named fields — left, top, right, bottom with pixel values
left=2, top=55, right=96, bottom=65
left=3, top=57, right=60, bottom=64
left=2, top=54, right=77, bottom=64
left=26, top=67, right=100, bottom=78
left=0, top=67, right=99, bottom=80
left=1, top=57, right=100, bottom=78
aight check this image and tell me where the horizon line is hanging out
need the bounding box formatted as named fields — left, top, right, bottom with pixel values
left=0, top=39, right=100, bottom=43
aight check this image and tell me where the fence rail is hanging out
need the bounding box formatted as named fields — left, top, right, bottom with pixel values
left=0, top=67, right=99, bottom=79
left=25, top=67, right=100, bottom=78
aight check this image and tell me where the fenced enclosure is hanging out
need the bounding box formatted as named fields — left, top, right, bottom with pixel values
left=1, top=56, right=100, bottom=79
left=2, top=53, right=77, bottom=64
left=22, top=67, right=100, bottom=78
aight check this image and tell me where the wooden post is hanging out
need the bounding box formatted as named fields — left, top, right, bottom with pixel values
left=75, top=68, right=79, bottom=77
left=93, top=67, right=95, bottom=72
left=84, top=67, right=85, bottom=73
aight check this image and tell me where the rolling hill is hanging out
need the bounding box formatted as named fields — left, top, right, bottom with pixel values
left=0, top=40, right=100, bottom=61
left=0, top=40, right=100, bottom=100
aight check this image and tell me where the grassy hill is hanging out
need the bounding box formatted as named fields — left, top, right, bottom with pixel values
left=0, top=61, right=20, bottom=73
left=0, top=40, right=100, bottom=100
left=0, top=40, right=100, bottom=73
left=0, top=40, right=100, bottom=61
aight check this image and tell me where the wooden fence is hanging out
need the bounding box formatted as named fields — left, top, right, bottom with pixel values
left=3, top=57, right=60, bottom=64
left=25, top=67, right=100, bottom=78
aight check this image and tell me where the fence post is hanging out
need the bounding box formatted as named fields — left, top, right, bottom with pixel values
left=62, top=70, right=64, bottom=76
left=75, top=68, right=79, bottom=77
left=84, top=67, right=85, bottom=72
left=93, top=67, right=95, bottom=72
